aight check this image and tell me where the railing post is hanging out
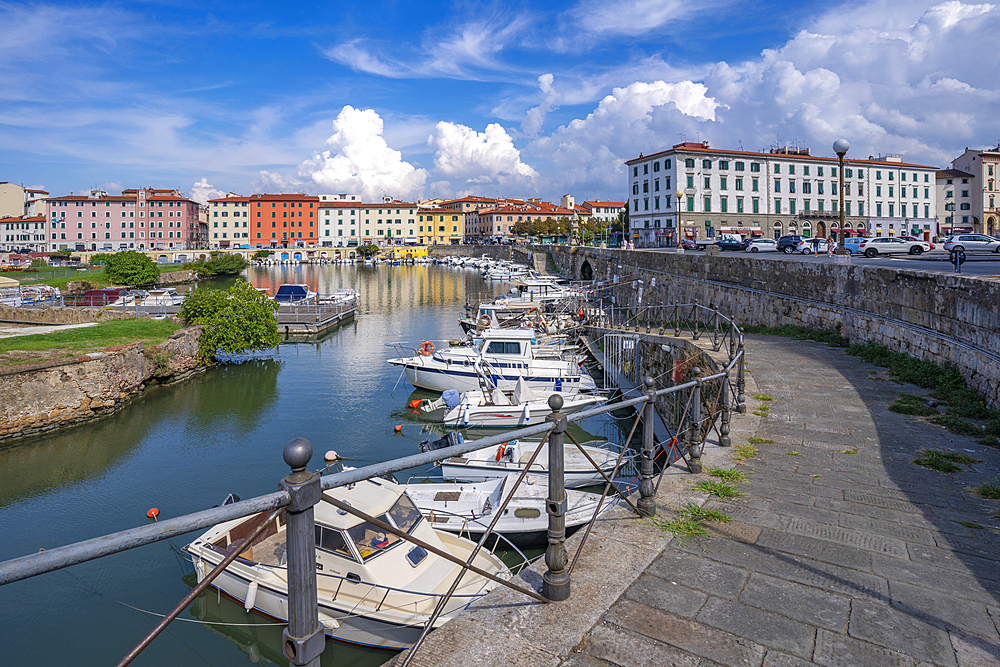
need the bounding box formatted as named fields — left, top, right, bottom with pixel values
left=736, top=352, right=746, bottom=413
left=543, top=395, right=570, bottom=602
left=638, top=377, right=656, bottom=517
left=689, top=368, right=704, bottom=473
left=279, top=438, right=324, bottom=667
left=719, top=374, right=732, bottom=448
left=673, top=301, right=679, bottom=337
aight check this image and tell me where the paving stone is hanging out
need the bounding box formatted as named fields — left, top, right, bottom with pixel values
left=821, top=498, right=900, bottom=521
left=814, top=628, right=915, bottom=667
left=580, top=621, right=701, bottom=667
left=756, top=529, right=874, bottom=571
left=906, top=543, right=1000, bottom=582
left=704, top=520, right=763, bottom=543
left=872, top=554, right=1000, bottom=606
left=696, top=596, right=816, bottom=659
left=949, top=630, right=1000, bottom=667
left=838, top=514, right=938, bottom=545
left=673, top=537, right=889, bottom=601
left=849, top=599, right=958, bottom=666
left=780, top=517, right=909, bottom=558
left=559, top=653, right=616, bottom=667
left=763, top=651, right=817, bottom=667
left=701, top=501, right=788, bottom=530
left=770, top=501, right=842, bottom=526
left=750, top=485, right=821, bottom=506
left=623, top=573, right=708, bottom=618
left=988, top=607, right=1000, bottom=635
left=887, top=580, right=998, bottom=640
left=843, top=490, right=925, bottom=514
left=739, top=572, right=850, bottom=632
left=934, top=534, right=1000, bottom=562
left=753, top=477, right=845, bottom=500
left=604, top=599, right=766, bottom=667
left=648, top=551, right=749, bottom=599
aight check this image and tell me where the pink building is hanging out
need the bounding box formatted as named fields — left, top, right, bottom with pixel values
left=46, top=187, right=202, bottom=251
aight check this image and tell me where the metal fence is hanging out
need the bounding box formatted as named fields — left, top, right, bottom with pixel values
left=0, top=316, right=743, bottom=667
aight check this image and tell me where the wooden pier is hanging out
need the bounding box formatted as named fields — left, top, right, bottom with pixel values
left=276, top=302, right=358, bottom=337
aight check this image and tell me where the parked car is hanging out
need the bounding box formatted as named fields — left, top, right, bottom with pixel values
left=898, top=235, right=935, bottom=250
left=745, top=238, right=778, bottom=253
left=776, top=235, right=806, bottom=254
left=680, top=239, right=698, bottom=250
left=795, top=238, right=833, bottom=254
left=942, top=234, right=1000, bottom=253
left=858, top=237, right=930, bottom=257
left=711, top=239, right=745, bottom=251
left=841, top=237, right=863, bottom=254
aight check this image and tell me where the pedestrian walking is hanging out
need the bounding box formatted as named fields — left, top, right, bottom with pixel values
left=827, top=236, right=835, bottom=256
left=812, top=237, right=819, bottom=255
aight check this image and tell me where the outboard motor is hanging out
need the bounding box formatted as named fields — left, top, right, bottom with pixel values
left=418, top=431, right=465, bottom=453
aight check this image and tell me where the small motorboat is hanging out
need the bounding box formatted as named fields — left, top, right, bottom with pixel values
left=414, top=379, right=606, bottom=428
left=421, top=434, right=631, bottom=488
left=184, top=477, right=510, bottom=650
left=141, top=288, right=185, bottom=306
left=401, top=475, right=618, bottom=548
left=273, top=283, right=318, bottom=304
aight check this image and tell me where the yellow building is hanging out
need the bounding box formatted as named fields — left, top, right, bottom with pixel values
left=379, top=245, right=429, bottom=260
left=417, top=208, right=463, bottom=245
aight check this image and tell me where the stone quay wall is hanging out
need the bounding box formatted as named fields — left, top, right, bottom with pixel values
left=0, top=303, right=139, bottom=324
left=545, top=246, right=1000, bottom=406
left=0, top=326, right=203, bottom=444
left=156, top=269, right=197, bottom=285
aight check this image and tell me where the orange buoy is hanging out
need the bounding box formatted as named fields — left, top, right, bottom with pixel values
left=147, top=508, right=160, bottom=521
left=394, top=424, right=403, bottom=433
left=409, top=399, right=422, bottom=409
left=419, top=340, right=435, bottom=356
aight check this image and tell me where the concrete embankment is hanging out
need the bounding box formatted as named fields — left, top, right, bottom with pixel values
left=0, top=326, right=203, bottom=444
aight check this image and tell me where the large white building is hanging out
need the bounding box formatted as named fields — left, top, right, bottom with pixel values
left=625, top=142, right=940, bottom=246
left=951, top=145, right=1000, bottom=237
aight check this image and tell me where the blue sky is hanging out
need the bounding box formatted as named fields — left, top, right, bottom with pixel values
left=2, top=0, right=998, bottom=204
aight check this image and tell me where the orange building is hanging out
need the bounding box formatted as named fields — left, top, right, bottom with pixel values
left=249, top=193, right=320, bottom=246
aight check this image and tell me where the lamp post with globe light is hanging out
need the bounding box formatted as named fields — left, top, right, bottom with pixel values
left=675, top=190, right=684, bottom=252
left=833, top=139, right=850, bottom=255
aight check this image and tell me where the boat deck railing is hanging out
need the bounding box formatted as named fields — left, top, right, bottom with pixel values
left=0, top=303, right=744, bottom=667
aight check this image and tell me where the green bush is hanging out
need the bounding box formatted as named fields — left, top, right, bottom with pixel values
left=103, top=251, right=159, bottom=286
left=184, top=253, right=248, bottom=277
left=184, top=281, right=279, bottom=361
left=889, top=393, right=938, bottom=416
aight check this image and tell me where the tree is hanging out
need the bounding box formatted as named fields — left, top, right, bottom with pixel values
left=254, top=249, right=272, bottom=259
left=104, top=251, right=159, bottom=286
left=181, top=281, right=279, bottom=361
left=358, top=243, right=379, bottom=256
left=185, top=253, right=248, bottom=277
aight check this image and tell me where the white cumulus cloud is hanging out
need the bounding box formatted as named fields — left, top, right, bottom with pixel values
left=188, top=178, right=226, bottom=204
left=299, top=106, right=428, bottom=201
left=431, top=121, right=538, bottom=188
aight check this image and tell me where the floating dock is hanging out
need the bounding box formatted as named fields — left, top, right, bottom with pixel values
left=276, top=303, right=358, bottom=336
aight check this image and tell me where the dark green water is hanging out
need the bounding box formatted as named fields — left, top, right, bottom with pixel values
left=0, top=264, right=621, bottom=666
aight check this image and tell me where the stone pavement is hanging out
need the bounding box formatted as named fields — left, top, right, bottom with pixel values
left=0, top=321, right=96, bottom=339
left=393, top=335, right=1000, bottom=667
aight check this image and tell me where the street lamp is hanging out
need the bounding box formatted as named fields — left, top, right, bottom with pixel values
left=675, top=189, right=684, bottom=251
left=833, top=139, right=850, bottom=254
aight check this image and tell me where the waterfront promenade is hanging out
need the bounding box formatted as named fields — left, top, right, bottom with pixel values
left=395, top=335, right=1000, bottom=667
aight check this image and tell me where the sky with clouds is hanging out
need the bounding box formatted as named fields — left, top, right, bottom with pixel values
left=1, top=0, right=998, bottom=204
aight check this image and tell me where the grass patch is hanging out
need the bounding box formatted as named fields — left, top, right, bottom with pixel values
left=913, top=448, right=982, bottom=473
left=752, top=410, right=769, bottom=418
left=928, top=414, right=983, bottom=437
left=734, top=444, right=758, bottom=462
left=708, top=468, right=747, bottom=483
left=786, top=451, right=801, bottom=456
left=742, top=323, right=849, bottom=347
left=694, top=480, right=741, bottom=499
left=0, top=319, right=181, bottom=353
left=650, top=516, right=709, bottom=538
left=810, top=474, right=821, bottom=478
left=837, top=447, right=859, bottom=454
left=753, top=393, right=775, bottom=401
left=889, top=393, right=939, bottom=417
left=748, top=437, right=774, bottom=444
left=959, top=521, right=986, bottom=530
left=680, top=503, right=733, bottom=523
left=975, top=482, right=1000, bottom=500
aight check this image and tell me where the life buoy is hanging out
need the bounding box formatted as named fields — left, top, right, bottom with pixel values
left=496, top=445, right=505, bottom=461
left=578, top=308, right=585, bottom=319
left=479, top=314, right=491, bottom=327
left=419, top=341, right=435, bottom=356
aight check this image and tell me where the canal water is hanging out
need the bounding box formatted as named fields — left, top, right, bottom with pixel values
left=0, top=264, right=626, bottom=666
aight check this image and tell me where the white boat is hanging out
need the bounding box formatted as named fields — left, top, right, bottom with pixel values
left=416, top=380, right=605, bottom=428
left=425, top=436, right=629, bottom=488
left=141, top=288, right=184, bottom=306
left=387, top=328, right=597, bottom=395
left=401, top=475, right=618, bottom=548
left=184, top=478, right=510, bottom=650
left=273, top=284, right=318, bottom=303
left=319, top=288, right=358, bottom=307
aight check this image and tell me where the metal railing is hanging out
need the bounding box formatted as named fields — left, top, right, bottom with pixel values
left=0, top=317, right=743, bottom=666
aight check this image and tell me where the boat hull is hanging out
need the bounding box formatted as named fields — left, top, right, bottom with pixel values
left=439, top=460, right=611, bottom=488
left=397, top=361, right=595, bottom=395
left=443, top=394, right=604, bottom=428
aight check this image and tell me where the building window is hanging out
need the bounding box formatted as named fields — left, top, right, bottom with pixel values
left=703, top=197, right=711, bottom=212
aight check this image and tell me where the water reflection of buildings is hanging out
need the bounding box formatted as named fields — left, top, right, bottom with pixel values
left=185, top=572, right=395, bottom=667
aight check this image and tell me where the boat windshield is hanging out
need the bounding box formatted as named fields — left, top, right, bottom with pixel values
left=388, top=493, right=422, bottom=534
left=349, top=515, right=402, bottom=562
